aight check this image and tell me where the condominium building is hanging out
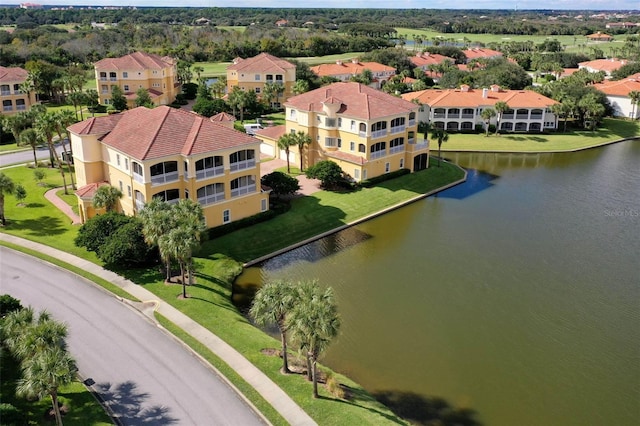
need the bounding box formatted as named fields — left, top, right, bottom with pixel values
left=310, top=59, right=396, bottom=89
left=0, top=66, right=38, bottom=116
left=94, top=51, right=181, bottom=108
left=403, top=85, right=558, bottom=132
left=68, top=106, right=268, bottom=226
left=593, top=75, right=640, bottom=119
left=226, top=53, right=296, bottom=108
left=409, top=52, right=455, bottom=71
left=256, top=82, right=429, bottom=182
left=578, top=59, right=629, bottom=77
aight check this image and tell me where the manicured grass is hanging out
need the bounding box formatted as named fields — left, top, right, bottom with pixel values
left=57, top=188, right=80, bottom=214
left=204, top=158, right=464, bottom=262
left=193, top=61, right=232, bottom=77
left=440, top=118, right=640, bottom=152
left=0, top=352, right=112, bottom=426
left=216, top=25, right=247, bottom=33
left=287, top=52, right=366, bottom=66
left=0, top=142, right=24, bottom=152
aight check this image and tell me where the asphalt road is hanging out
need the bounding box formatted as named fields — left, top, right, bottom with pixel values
left=0, top=143, right=65, bottom=167
left=0, top=247, right=265, bottom=426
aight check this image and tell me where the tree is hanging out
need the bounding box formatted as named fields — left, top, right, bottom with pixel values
left=305, top=161, right=345, bottom=189
left=85, top=89, right=101, bottom=117
left=277, top=133, right=297, bottom=174
left=293, top=79, right=310, bottom=95
left=35, top=112, right=69, bottom=193
left=350, top=69, right=373, bottom=86
left=53, top=109, right=77, bottom=189
left=98, top=220, right=155, bottom=266
left=262, top=82, right=279, bottom=109
left=66, top=91, right=85, bottom=120
left=293, top=131, right=312, bottom=172
left=135, top=88, right=154, bottom=108
left=249, top=280, right=297, bottom=373
left=34, top=169, right=46, bottom=186
left=160, top=226, right=197, bottom=298
left=261, top=171, right=300, bottom=198
left=494, top=101, right=510, bottom=134
left=430, top=129, right=449, bottom=167
left=74, top=211, right=132, bottom=254
left=629, top=90, right=640, bottom=120
left=192, top=65, right=204, bottom=82
left=480, top=108, right=496, bottom=136
left=110, top=86, right=128, bottom=111
left=0, top=172, right=16, bottom=226
left=578, top=94, right=605, bottom=130
left=14, top=184, right=26, bottom=205
left=287, top=281, right=340, bottom=398
left=139, top=197, right=175, bottom=281
left=18, top=128, right=40, bottom=167
left=92, top=185, right=122, bottom=212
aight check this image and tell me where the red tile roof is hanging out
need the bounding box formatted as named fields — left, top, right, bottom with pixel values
left=462, top=48, right=503, bottom=61
left=410, top=53, right=455, bottom=68
left=94, top=51, right=176, bottom=71
left=227, top=53, right=295, bottom=73
left=593, top=77, right=640, bottom=97
left=402, top=87, right=557, bottom=109
left=71, top=106, right=257, bottom=161
left=578, top=59, right=628, bottom=73
left=255, top=124, right=285, bottom=140
left=0, top=66, right=28, bottom=83
left=76, top=182, right=109, bottom=199
left=285, top=82, right=418, bottom=120
left=325, top=150, right=367, bottom=165
left=210, top=112, right=236, bottom=122
left=310, top=60, right=395, bottom=77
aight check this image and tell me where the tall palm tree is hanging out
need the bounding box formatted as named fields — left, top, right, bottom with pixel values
left=250, top=280, right=297, bottom=373
left=172, top=199, right=206, bottom=286
left=629, top=90, right=640, bottom=120
left=66, top=91, right=85, bottom=121
left=494, top=101, right=510, bottom=135
left=17, top=346, right=77, bottom=426
left=192, top=65, right=204, bottom=83
left=294, top=131, right=312, bottom=172
left=262, top=82, right=278, bottom=108
left=288, top=281, right=341, bottom=399
left=36, top=112, right=69, bottom=193
left=57, top=108, right=77, bottom=157
left=160, top=226, right=199, bottom=298
left=430, top=129, right=449, bottom=167
left=92, top=185, right=122, bottom=212
left=139, top=198, right=174, bottom=281
left=277, top=133, right=296, bottom=173
left=480, top=108, right=497, bottom=137
left=53, top=110, right=77, bottom=189
left=0, top=172, right=16, bottom=226
left=18, top=128, right=40, bottom=167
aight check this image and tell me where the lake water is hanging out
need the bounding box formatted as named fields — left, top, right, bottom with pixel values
left=236, top=141, right=640, bottom=425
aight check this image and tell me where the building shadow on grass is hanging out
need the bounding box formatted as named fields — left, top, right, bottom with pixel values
left=95, top=380, right=178, bottom=425
left=9, top=216, right=67, bottom=236
left=373, top=390, right=482, bottom=426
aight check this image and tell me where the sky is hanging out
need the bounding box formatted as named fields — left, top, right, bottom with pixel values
left=13, top=0, right=640, bottom=10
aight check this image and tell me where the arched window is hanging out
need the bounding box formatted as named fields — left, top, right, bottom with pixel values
left=197, top=183, right=225, bottom=205
left=150, top=161, right=178, bottom=185
left=229, top=150, right=255, bottom=172
left=195, top=156, right=224, bottom=179
left=230, top=175, right=256, bottom=197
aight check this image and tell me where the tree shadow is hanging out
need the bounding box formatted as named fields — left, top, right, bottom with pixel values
left=526, top=136, right=547, bottom=143
left=373, top=389, right=482, bottom=426
left=94, top=380, right=178, bottom=425
left=8, top=216, right=67, bottom=236
left=26, top=202, right=45, bottom=208
left=436, top=169, right=498, bottom=200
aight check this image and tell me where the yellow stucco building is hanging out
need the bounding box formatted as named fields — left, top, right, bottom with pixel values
left=94, top=51, right=181, bottom=109
left=256, top=82, right=429, bottom=182
left=0, top=66, right=38, bottom=116
left=69, top=106, right=269, bottom=227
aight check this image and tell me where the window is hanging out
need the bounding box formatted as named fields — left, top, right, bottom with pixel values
left=261, top=198, right=267, bottom=212
left=127, top=185, right=132, bottom=197
left=358, top=144, right=366, bottom=153
left=255, top=87, right=261, bottom=94
left=195, top=156, right=223, bottom=179
left=325, top=117, right=337, bottom=127
left=99, top=72, right=107, bottom=80
left=125, top=158, right=129, bottom=170
left=290, top=129, right=296, bottom=134
left=229, top=150, right=256, bottom=172
left=101, top=85, right=108, bottom=94
left=150, top=161, right=179, bottom=184
left=354, top=169, right=360, bottom=179
left=223, top=210, right=230, bottom=224
left=255, top=74, right=260, bottom=81
left=389, top=137, right=404, bottom=154
left=123, top=85, right=129, bottom=91
left=385, top=162, right=390, bottom=173
left=370, top=142, right=386, bottom=159
left=324, top=137, right=338, bottom=147
left=154, top=189, right=180, bottom=203
left=290, top=109, right=297, bottom=119
left=153, top=83, right=160, bottom=88
left=338, top=118, right=342, bottom=127
left=119, top=180, right=123, bottom=191
left=133, top=162, right=143, bottom=176
left=116, top=154, right=121, bottom=166
left=350, top=142, right=355, bottom=151
left=351, top=120, right=356, bottom=130
left=197, top=183, right=224, bottom=205
left=230, top=175, right=256, bottom=197
left=400, top=158, right=404, bottom=169
left=123, top=72, right=128, bottom=78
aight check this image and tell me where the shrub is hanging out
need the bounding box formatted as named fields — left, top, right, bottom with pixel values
left=207, top=209, right=279, bottom=239
left=98, top=221, right=156, bottom=266
left=261, top=171, right=300, bottom=198
left=182, top=83, right=198, bottom=100
left=0, top=403, right=23, bottom=425
left=74, top=212, right=133, bottom=253
left=305, top=160, right=346, bottom=189
left=0, top=294, right=22, bottom=316
left=325, top=372, right=346, bottom=399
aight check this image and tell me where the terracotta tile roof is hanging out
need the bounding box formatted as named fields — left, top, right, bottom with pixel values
left=76, top=182, right=109, bottom=199
left=410, top=53, right=455, bottom=68
left=593, top=77, right=640, bottom=97
left=255, top=124, right=285, bottom=140
left=227, top=53, right=295, bottom=73
left=67, top=114, right=123, bottom=135
left=325, top=150, right=367, bottom=165
left=94, top=51, right=176, bottom=71
left=285, top=82, right=418, bottom=120
left=124, top=88, right=163, bottom=100
left=578, top=59, right=628, bottom=73
left=0, top=66, right=28, bottom=83
left=210, top=112, right=236, bottom=122
left=310, top=61, right=395, bottom=77
left=402, top=87, right=557, bottom=109
left=562, top=68, right=580, bottom=77
left=586, top=32, right=613, bottom=39
left=463, top=48, right=503, bottom=61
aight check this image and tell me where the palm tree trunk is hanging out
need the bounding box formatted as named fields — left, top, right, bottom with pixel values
left=51, top=391, right=63, bottom=426
left=0, top=196, right=5, bottom=225
left=285, top=148, right=290, bottom=173
left=49, top=142, right=68, bottom=194
left=312, top=357, right=319, bottom=398
left=280, top=328, right=290, bottom=373
left=57, top=131, right=76, bottom=189
left=306, top=351, right=312, bottom=381
left=32, top=146, right=38, bottom=167
left=165, top=258, right=171, bottom=282
left=180, top=262, right=187, bottom=298
left=299, top=147, right=304, bottom=172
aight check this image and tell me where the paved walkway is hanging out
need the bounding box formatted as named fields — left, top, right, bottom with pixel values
left=44, top=187, right=82, bottom=225
left=0, top=234, right=317, bottom=426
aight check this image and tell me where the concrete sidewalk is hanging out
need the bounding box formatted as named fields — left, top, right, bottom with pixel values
left=0, top=233, right=317, bottom=426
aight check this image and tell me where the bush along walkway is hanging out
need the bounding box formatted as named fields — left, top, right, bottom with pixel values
left=0, top=233, right=317, bottom=426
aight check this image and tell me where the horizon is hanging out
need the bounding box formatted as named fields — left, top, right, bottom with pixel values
left=2, top=1, right=639, bottom=12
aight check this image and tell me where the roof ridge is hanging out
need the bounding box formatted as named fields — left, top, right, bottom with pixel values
left=140, top=107, right=169, bottom=159
left=183, top=114, right=204, bottom=155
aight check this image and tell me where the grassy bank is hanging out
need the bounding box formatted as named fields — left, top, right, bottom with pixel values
left=439, top=119, right=639, bottom=153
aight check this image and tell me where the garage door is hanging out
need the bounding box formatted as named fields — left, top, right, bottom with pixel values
left=260, top=142, right=274, bottom=156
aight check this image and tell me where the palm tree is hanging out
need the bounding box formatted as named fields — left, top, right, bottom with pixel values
left=294, top=131, right=312, bottom=172
left=262, top=82, right=279, bottom=109
left=0, top=172, right=16, bottom=226
left=480, top=108, right=497, bottom=137
left=192, top=65, right=204, bottom=83
left=92, top=185, right=122, bottom=212
left=292, top=79, right=309, bottom=95
left=277, top=133, right=296, bottom=173
left=629, top=90, right=640, bottom=120
left=160, top=226, right=199, bottom=298
left=66, top=91, right=85, bottom=120
left=53, top=110, right=77, bottom=189
left=139, top=198, right=174, bottom=281
left=18, top=128, right=40, bottom=166
left=494, top=101, right=509, bottom=135
left=249, top=280, right=297, bottom=373
left=36, top=112, right=69, bottom=193
left=17, top=346, right=77, bottom=426
left=430, top=129, right=449, bottom=167
left=288, top=281, right=340, bottom=398
left=57, top=108, right=77, bottom=157
left=172, top=199, right=206, bottom=286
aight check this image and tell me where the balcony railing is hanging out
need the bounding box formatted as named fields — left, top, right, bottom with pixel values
left=502, top=114, right=515, bottom=119
left=530, top=114, right=543, bottom=120
left=433, top=113, right=446, bottom=118
left=231, top=184, right=256, bottom=198
left=99, top=77, right=107, bottom=81
left=196, top=166, right=224, bottom=180
left=447, top=113, right=460, bottom=119
left=371, top=129, right=387, bottom=138
left=151, top=171, right=179, bottom=185
left=408, top=119, right=416, bottom=126
left=110, top=77, right=117, bottom=81
left=135, top=199, right=145, bottom=211
left=414, top=139, right=429, bottom=150
left=516, top=114, right=529, bottom=119
left=198, top=192, right=225, bottom=206
left=1, top=90, right=11, bottom=96
left=370, top=150, right=386, bottom=160
left=390, top=125, right=406, bottom=134
left=167, top=198, right=180, bottom=205
left=229, top=159, right=256, bottom=172
left=359, top=131, right=367, bottom=138
left=408, top=137, right=415, bottom=144
left=461, top=114, right=474, bottom=118
left=389, top=145, right=404, bottom=154
left=133, top=173, right=144, bottom=184
left=3, top=106, right=12, bottom=112
left=16, top=105, right=26, bottom=110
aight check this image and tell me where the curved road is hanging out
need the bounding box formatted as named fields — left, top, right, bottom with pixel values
left=0, top=247, right=265, bottom=426
left=0, top=143, right=65, bottom=167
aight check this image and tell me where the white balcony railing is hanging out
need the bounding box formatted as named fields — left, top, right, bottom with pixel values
left=407, top=137, right=415, bottom=144
left=196, top=166, right=224, bottom=180
left=408, top=119, right=416, bottom=126
left=390, top=125, right=406, bottom=134
left=389, top=145, right=404, bottom=154
left=414, top=139, right=429, bottom=150
left=461, top=114, right=474, bottom=118
left=230, top=159, right=256, bottom=172
left=0, top=90, right=11, bottom=96
left=371, top=129, right=387, bottom=138
left=370, top=150, right=386, bottom=160
left=133, top=173, right=144, bottom=184
left=3, top=106, right=12, bottom=112
left=231, top=184, right=256, bottom=198
left=151, top=171, right=179, bottom=185
left=359, top=131, right=367, bottom=138
left=198, top=193, right=225, bottom=206
left=16, top=105, right=26, bottom=110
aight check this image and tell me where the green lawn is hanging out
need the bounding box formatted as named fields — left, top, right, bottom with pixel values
left=0, top=141, right=23, bottom=152
left=193, top=61, right=232, bottom=77
left=440, top=118, right=640, bottom=152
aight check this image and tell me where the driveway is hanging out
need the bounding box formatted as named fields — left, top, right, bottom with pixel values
left=260, top=156, right=320, bottom=196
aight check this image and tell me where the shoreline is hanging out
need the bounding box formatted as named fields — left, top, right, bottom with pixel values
left=438, top=136, right=639, bottom=154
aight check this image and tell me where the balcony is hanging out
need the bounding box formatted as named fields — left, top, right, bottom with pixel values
left=461, top=114, right=474, bottom=118
left=16, top=105, right=26, bottom=110
left=196, top=166, right=224, bottom=180
left=389, top=145, right=404, bottom=154
left=408, top=119, right=416, bottom=126
left=433, top=113, right=446, bottom=119
left=1, top=90, right=11, bottom=96
left=516, top=114, right=529, bottom=119
left=446, top=114, right=460, bottom=119
left=151, top=171, right=179, bottom=185
left=390, top=125, right=406, bottom=134
left=502, top=114, right=515, bottom=119
left=3, top=106, right=12, bottom=112
left=414, top=139, right=429, bottom=150
left=359, top=131, right=367, bottom=138
left=371, top=129, right=387, bottom=139
left=408, top=137, right=415, bottom=144
left=100, top=77, right=107, bottom=81
left=231, top=184, right=256, bottom=198
left=110, top=77, right=117, bottom=82
left=135, top=199, right=145, bottom=211
left=198, top=192, right=225, bottom=206
left=230, top=159, right=256, bottom=172
left=370, top=150, right=386, bottom=160
left=530, top=114, right=543, bottom=120
left=133, top=173, right=144, bottom=184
